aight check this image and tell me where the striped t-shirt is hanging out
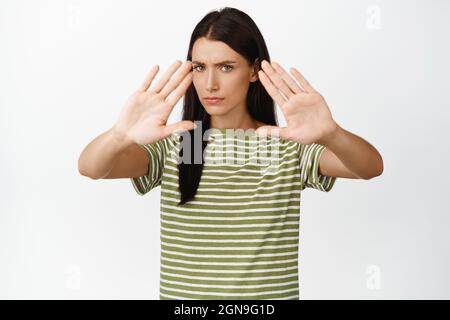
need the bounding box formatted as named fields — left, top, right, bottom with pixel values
left=131, top=128, right=336, bottom=300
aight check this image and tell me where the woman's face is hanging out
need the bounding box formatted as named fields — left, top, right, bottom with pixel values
left=191, top=37, right=258, bottom=117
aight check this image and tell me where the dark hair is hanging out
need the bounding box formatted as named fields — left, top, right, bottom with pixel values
left=177, top=7, right=277, bottom=205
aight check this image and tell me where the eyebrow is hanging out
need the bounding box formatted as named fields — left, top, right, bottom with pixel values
left=191, top=60, right=237, bottom=66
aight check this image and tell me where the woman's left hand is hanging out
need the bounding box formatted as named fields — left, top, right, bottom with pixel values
left=256, top=60, right=338, bottom=145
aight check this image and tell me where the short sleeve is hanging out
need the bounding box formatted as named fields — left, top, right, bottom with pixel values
left=298, top=143, right=337, bottom=192
left=130, top=134, right=179, bottom=195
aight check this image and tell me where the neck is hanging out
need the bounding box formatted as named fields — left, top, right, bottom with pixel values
left=210, top=111, right=258, bottom=131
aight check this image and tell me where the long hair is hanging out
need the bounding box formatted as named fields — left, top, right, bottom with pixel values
left=177, top=7, right=277, bottom=205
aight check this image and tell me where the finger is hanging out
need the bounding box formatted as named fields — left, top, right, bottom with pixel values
left=159, top=60, right=193, bottom=100
left=258, top=70, right=286, bottom=107
left=139, top=65, right=159, bottom=92
left=261, top=60, right=295, bottom=99
left=148, top=60, right=183, bottom=94
left=164, top=72, right=193, bottom=106
left=271, top=62, right=305, bottom=94
left=255, top=125, right=289, bottom=140
left=289, top=67, right=316, bottom=93
left=165, top=120, right=196, bottom=136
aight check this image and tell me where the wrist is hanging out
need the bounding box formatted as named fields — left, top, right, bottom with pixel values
left=110, top=125, right=133, bottom=148
left=317, top=121, right=342, bottom=147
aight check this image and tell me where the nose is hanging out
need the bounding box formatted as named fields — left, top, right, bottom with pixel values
left=206, top=69, right=219, bottom=92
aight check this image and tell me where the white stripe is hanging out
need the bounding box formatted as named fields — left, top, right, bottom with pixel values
left=161, top=203, right=299, bottom=213
left=204, top=146, right=295, bottom=157
left=167, top=157, right=299, bottom=168
left=263, top=294, right=299, bottom=300
left=189, top=174, right=301, bottom=186
left=200, top=162, right=299, bottom=174
left=192, top=165, right=300, bottom=177
left=162, top=263, right=297, bottom=274
left=164, top=173, right=300, bottom=184
left=161, top=211, right=299, bottom=220
left=161, top=188, right=300, bottom=199
left=161, top=196, right=299, bottom=207
left=161, top=242, right=298, bottom=250
left=205, top=142, right=296, bottom=153
left=160, top=292, right=194, bottom=300
left=164, top=168, right=300, bottom=182
left=161, top=256, right=297, bottom=266
left=205, top=139, right=294, bottom=147
left=202, top=148, right=297, bottom=162
left=161, top=219, right=298, bottom=229
left=161, top=248, right=297, bottom=258
left=207, top=134, right=283, bottom=142
left=160, top=226, right=298, bottom=236
left=159, top=292, right=299, bottom=300
left=161, top=270, right=298, bottom=281
left=165, top=173, right=300, bottom=186
left=162, top=181, right=301, bottom=192
left=160, top=284, right=298, bottom=296
left=161, top=278, right=298, bottom=289
left=161, top=234, right=298, bottom=243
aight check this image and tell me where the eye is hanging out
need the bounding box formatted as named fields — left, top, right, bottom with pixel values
left=192, top=65, right=204, bottom=72
left=221, top=64, right=233, bottom=72
left=192, top=64, right=234, bottom=72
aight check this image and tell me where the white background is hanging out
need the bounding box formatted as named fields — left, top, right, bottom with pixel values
left=1, top=0, right=449, bottom=299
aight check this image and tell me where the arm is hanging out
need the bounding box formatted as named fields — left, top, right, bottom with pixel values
left=317, top=124, right=384, bottom=180
left=78, top=126, right=148, bottom=180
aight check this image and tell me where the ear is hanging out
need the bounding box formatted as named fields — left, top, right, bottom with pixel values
left=250, top=58, right=260, bottom=83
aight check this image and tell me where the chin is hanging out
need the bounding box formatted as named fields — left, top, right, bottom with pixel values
left=203, top=105, right=230, bottom=115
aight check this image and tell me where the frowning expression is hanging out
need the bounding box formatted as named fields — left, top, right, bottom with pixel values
left=191, top=37, right=258, bottom=116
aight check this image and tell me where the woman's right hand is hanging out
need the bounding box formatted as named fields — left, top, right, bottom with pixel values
left=112, top=60, right=196, bottom=146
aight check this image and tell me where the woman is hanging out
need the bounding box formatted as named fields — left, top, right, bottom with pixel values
left=78, top=7, right=383, bottom=300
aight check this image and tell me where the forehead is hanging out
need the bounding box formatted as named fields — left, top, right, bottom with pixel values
left=192, top=37, right=244, bottom=63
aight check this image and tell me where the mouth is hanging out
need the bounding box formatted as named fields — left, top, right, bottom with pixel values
left=204, top=97, right=225, bottom=104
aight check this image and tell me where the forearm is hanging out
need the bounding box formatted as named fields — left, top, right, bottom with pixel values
left=78, top=126, right=133, bottom=179
left=318, top=124, right=384, bottom=179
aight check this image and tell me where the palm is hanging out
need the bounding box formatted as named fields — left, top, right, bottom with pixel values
left=256, top=60, right=337, bottom=145
left=121, top=91, right=173, bottom=145
left=113, top=61, right=195, bottom=146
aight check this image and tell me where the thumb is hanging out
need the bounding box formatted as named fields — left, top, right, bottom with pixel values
left=255, top=126, right=288, bottom=139
left=166, top=120, right=197, bottom=136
